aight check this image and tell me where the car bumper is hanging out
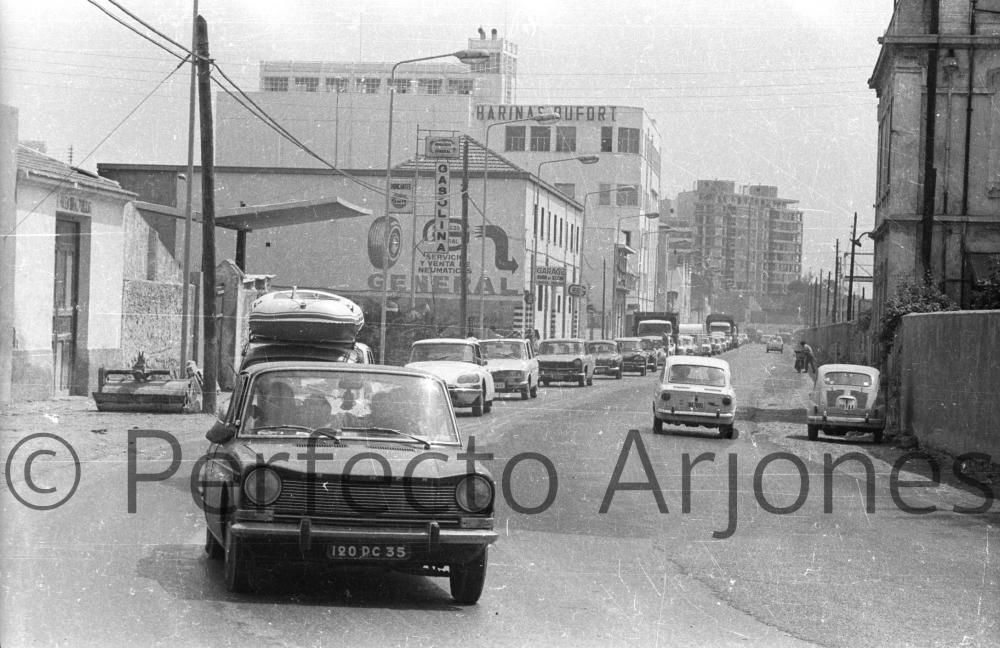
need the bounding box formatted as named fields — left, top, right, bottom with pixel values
left=539, top=369, right=585, bottom=382
left=622, top=360, right=645, bottom=371
left=594, top=365, right=619, bottom=375
left=655, top=407, right=735, bottom=426
left=492, top=379, right=529, bottom=393
left=808, top=414, right=884, bottom=430
left=447, top=386, right=482, bottom=406
left=229, top=520, right=498, bottom=564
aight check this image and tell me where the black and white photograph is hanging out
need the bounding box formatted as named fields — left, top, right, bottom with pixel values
left=2, top=1, right=999, bottom=646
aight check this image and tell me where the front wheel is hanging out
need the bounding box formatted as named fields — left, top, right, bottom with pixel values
left=615, top=368, right=623, bottom=379
left=640, top=366, right=647, bottom=377
left=471, top=396, right=484, bottom=417
left=521, top=386, right=529, bottom=400
left=586, top=372, right=594, bottom=386
left=652, top=416, right=663, bottom=435
left=450, top=548, right=488, bottom=605
left=807, top=424, right=819, bottom=441
left=873, top=428, right=884, bottom=444
left=530, top=382, right=539, bottom=398
left=483, top=398, right=493, bottom=414
left=720, top=425, right=735, bottom=439
left=578, top=375, right=586, bottom=387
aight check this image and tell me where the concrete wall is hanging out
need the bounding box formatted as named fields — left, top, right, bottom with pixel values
left=0, top=106, right=17, bottom=405
left=895, top=310, right=1000, bottom=459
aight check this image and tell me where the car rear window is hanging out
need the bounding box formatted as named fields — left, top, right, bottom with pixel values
left=823, top=372, right=872, bottom=387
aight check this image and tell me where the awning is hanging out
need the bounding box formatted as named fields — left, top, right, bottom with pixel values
left=215, top=197, right=371, bottom=231
left=967, top=252, right=1000, bottom=286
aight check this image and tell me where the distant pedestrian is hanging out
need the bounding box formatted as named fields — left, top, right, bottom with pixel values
left=799, top=341, right=816, bottom=374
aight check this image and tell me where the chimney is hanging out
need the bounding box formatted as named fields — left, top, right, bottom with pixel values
left=491, top=28, right=497, bottom=40
left=478, top=26, right=485, bottom=39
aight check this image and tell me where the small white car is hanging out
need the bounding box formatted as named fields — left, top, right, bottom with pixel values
left=765, top=335, right=784, bottom=353
left=480, top=338, right=539, bottom=400
left=652, top=356, right=736, bottom=438
left=405, top=338, right=496, bottom=416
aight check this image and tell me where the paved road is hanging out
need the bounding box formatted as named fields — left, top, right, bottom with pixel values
left=2, top=345, right=997, bottom=647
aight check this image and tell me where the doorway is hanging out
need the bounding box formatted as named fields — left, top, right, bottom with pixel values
left=53, top=219, right=80, bottom=394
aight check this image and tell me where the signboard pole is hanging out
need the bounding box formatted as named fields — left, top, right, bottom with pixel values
left=460, top=140, right=469, bottom=335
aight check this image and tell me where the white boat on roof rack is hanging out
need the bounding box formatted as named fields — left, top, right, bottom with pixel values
left=248, top=288, right=364, bottom=344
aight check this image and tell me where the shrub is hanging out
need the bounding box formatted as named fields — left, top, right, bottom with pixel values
left=878, top=276, right=958, bottom=356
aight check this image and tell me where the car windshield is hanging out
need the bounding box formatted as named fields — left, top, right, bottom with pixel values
left=539, top=341, right=583, bottom=355
left=481, top=341, right=525, bottom=359
left=409, top=343, right=475, bottom=363
left=823, top=371, right=873, bottom=387
left=617, top=340, right=640, bottom=351
left=242, top=369, right=459, bottom=444
left=667, top=364, right=727, bottom=387
left=587, top=343, right=616, bottom=354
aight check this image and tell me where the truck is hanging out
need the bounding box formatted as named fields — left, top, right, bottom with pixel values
left=705, top=314, right=740, bottom=350
left=627, top=311, right=679, bottom=348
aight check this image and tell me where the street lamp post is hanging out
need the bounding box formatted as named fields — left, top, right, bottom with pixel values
left=478, top=112, right=560, bottom=338
left=529, top=155, right=599, bottom=338
left=380, top=48, right=488, bottom=364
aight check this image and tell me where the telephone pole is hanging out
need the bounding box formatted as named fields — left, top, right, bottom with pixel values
left=196, top=15, right=217, bottom=413
left=847, top=212, right=859, bottom=321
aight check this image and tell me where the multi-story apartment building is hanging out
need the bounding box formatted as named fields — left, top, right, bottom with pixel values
left=672, top=180, right=802, bottom=312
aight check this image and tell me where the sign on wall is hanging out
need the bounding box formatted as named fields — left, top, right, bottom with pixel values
left=535, top=266, right=567, bottom=286
left=388, top=179, right=413, bottom=213
left=425, top=136, right=460, bottom=159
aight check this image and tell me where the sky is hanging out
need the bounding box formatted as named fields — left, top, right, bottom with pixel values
left=0, top=0, right=892, bottom=275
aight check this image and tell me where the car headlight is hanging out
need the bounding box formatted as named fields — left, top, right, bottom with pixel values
left=455, top=475, right=494, bottom=513
left=243, top=467, right=281, bottom=506
left=457, top=373, right=480, bottom=384
left=572, top=359, right=582, bottom=369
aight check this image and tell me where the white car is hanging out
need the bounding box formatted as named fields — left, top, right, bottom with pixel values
left=765, top=335, right=784, bottom=353
left=405, top=338, right=496, bottom=416
left=652, top=356, right=736, bottom=438
left=480, top=338, right=539, bottom=400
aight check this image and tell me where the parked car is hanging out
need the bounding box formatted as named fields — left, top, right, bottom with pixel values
left=652, top=356, right=736, bottom=438
left=806, top=364, right=884, bottom=443
left=586, top=340, right=624, bottom=379
left=480, top=337, right=539, bottom=400
left=405, top=338, right=495, bottom=416
left=199, top=362, right=498, bottom=602
left=765, top=335, right=784, bottom=353
left=537, top=338, right=595, bottom=387
left=615, top=337, right=651, bottom=376
left=640, top=336, right=668, bottom=367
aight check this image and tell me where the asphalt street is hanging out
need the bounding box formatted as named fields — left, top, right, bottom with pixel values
left=2, top=344, right=997, bottom=647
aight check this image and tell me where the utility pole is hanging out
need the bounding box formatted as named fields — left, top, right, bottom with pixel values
left=601, top=257, right=607, bottom=339
left=824, top=270, right=831, bottom=323
left=847, top=212, right=859, bottom=321
left=833, top=240, right=840, bottom=323
left=180, top=0, right=198, bottom=373
left=196, top=15, right=217, bottom=414
left=459, top=138, right=469, bottom=336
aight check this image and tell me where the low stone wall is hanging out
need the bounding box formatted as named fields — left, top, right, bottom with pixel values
left=895, top=310, right=1000, bottom=460
left=794, top=321, right=871, bottom=366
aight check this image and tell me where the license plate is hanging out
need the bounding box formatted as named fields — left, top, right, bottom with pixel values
left=495, top=382, right=506, bottom=389
left=326, top=544, right=408, bottom=560
left=689, top=401, right=704, bottom=410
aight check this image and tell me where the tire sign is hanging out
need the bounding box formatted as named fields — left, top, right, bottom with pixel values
left=389, top=179, right=413, bottom=213
left=433, top=162, right=451, bottom=253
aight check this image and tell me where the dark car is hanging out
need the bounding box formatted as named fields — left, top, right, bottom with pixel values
left=536, top=338, right=595, bottom=387
left=586, top=340, right=623, bottom=379
left=199, top=362, right=498, bottom=603
left=615, top=337, right=651, bottom=376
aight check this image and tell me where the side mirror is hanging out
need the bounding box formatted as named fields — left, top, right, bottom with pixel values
left=206, top=419, right=237, bottom=444
left=482, top=358, right=489, bottom=366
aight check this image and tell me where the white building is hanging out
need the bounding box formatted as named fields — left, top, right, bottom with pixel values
left=213, top=30, right=662, bottom=338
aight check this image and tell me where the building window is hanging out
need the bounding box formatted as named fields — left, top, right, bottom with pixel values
left=617, top=184, right=638, bottom=206
left=263, top=77, right=288, bottom=92
left=533, top=208, right=538, bottom=238
left=325, top=77, right=348, bottom=93
left=418, top=79, right=442, bottom=94
left=530, top=126, right=551, bottom=152
left=618, top=127, right=640, bottom=154
left=555, top=127, right=577, bottom=152
left=391, top=78, right=412, bottom=94
left=554, top=183, right=575, bottom=200
left=600, top=126, right=614, bottom=152
left=599, top=182, right=612, bottom=206
left=558, top=217, right=563, bottom=246
left=357, top=77, right=381, bottom=94
left=447, top=79, right=475, bottom=95
left=294, top=77, right=319, bottom=92
left=505, top=125, right=526, bottom=151
left=540, top=207, right=546, bottom=239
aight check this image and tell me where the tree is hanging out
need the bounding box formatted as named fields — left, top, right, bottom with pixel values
left=969, top=268, right=1000, bottom=309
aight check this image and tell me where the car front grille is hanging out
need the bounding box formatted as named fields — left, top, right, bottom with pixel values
left=490, top=370, right=523, bottom=381
left=271, top=478, right=461, bottom=518
left=540, top=361, right=577, bottom=370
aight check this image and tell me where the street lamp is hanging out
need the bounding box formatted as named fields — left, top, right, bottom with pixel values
left=478, top=112, right=560, bottom=338
left=612, top=210, right=658, bottom=336
left=579, top=184, right=639, bottom=339
left=528, top=155, right=599, bottom=337
left=379, top=48, right=489, bottom=363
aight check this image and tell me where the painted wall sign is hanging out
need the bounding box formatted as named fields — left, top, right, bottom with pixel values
left=475, top=104, right=618, bottom=123
left=433, top=161, right=451, bottom=253
left=425, top=136, right=460, bottom=159
left=58, top=194, right=91, bottom=214
left=535, top=266, right=567, bottom=286
left=388, top=179, right=413, bottom=213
